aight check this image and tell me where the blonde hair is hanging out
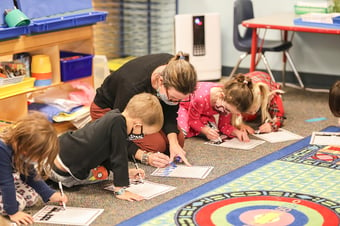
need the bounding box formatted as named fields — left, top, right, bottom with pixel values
left=251, top=82, right=284, bottom=123
left=161, top=51, right=197, bottom=95
left=124, top=93, right=164, bottom=130
left=1, top=111, right=59, bottom=179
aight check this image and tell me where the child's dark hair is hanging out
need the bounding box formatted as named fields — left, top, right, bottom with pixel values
left=223, top=73, right=253, bottom=112
left=1, top=111, right=59, bottom=179
left=329, top=80, right=340, bottom=117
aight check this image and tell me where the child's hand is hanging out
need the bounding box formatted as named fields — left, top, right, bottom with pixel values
left=258, top=122, right=272, bottom=133
left=114, top=188, right=144, bottom=201
left=148, top=152, right=170, bottom=168
left=239, top=123, right=255, bottom=134
left=9, top=211, right=34, bottom=225
left=49, top=191, right=68, bottom=206
left=129, top=168, right=145, bottom=180
left=202, top=126, right=220, bottom=141
left=233, top=129, right=250, bottom=142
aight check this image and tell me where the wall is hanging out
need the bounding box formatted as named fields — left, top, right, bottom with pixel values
left=178, top=0, right=340, bottom=77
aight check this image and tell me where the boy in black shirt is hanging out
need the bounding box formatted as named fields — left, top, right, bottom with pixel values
left=50, top=93, right=163, bottom=201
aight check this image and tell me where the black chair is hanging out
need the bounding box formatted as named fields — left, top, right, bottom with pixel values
left=230, top=0, right=304, bottom=88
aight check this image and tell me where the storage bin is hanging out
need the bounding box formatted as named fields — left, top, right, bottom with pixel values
left=0, top=25, right=29, bottom=40
left=333, top=16, right=340, bottom=24
left=60, top=51, right=93, bottom=82
left=294, top=5, right=333, bottom=14
left=0, top=77, right=35, bottom=98
left=29, top=11, right=107, bottom=34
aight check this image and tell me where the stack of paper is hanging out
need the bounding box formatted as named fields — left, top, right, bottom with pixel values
left=296, top=1, right=333, bottom=8
left=301, top=13, right=340, bottom=24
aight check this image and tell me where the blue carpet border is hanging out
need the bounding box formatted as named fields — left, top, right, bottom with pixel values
left=117, top=126, right=339, bottom=226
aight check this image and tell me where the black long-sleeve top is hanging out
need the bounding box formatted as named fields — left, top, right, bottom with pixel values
left=93, top=53, right=180, bottom=156
left=58, top=109, right=130, bottom=187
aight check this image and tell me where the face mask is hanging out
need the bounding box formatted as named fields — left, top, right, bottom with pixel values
left=127, top=126, right=144, bottom=140
left=156, top=88, right=178, bottom=106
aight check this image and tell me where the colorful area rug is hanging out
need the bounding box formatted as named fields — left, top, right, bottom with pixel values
left=118, top=126, right=340, bottom=226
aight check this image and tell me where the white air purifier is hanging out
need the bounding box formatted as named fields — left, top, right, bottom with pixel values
left=175, top=13, right=221, bottom=81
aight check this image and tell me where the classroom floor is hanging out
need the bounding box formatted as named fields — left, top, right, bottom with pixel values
left=30, top=84, right=337, bottom=226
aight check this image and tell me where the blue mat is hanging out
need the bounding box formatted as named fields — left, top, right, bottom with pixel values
left=118, top=126, right=340, bottom=226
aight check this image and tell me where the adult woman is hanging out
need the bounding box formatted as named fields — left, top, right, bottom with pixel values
left=90, top=52, right=197, bottom=168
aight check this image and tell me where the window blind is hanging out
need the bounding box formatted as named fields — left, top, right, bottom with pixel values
left=93, top=0, right=176, bottom=59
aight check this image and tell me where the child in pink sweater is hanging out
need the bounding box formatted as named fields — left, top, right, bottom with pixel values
left=177, top=74, right=253, bottom=142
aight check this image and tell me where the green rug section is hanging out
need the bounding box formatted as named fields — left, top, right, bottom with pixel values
left=141, top=160, right=339, bottom=225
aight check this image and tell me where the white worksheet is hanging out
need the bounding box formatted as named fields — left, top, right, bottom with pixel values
left=205, top=138, right=265, bottom=150
left=104, top=180, right=176, bottom=200
left=151, top=164, right=213, bottom=179
left=310, top=131, right=340, bottom=145
left=33, top=205, right=103, bottom=226
left=253, top=128, right=303, bottom=143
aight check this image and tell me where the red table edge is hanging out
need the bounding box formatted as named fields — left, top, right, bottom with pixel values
left=242, top=20, right=340, bottom=72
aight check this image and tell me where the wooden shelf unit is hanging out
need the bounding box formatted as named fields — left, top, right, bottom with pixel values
left=0, top=26, right=95, bottom=122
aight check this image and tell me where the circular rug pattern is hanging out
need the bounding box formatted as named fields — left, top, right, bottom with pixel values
left=174, top=190, right=339, bottom=226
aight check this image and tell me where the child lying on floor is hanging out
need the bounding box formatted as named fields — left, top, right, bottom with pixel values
left=50, top=93, right=164, bottom=202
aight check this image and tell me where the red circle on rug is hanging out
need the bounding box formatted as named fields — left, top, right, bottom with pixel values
left=194, top=196, right=339, bottom=226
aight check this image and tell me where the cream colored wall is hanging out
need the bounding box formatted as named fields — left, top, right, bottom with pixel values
left=178, top=0, right=340, bottom=76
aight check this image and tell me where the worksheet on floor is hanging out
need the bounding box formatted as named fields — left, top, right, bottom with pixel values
left=310, top=131, right=340, bottom=145
left=151, top=165, right=214, bottom=179
left=205, top=138, right=265, bottom=150
left=104, top=180, right=176, bottom=200
left=253, top=128, right=303, bottom=143
left=33, top=205, right=104, bottom=226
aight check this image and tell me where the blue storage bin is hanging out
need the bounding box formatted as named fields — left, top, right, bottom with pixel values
left=60, top=51, right=93, bottom=82
left=0, top=26, right=29, bottom=40
left=0, top=0, right=30, bottom=40
left=333, top=16, right=340, bottom=24
left=30, top=11, right=107, bottom=33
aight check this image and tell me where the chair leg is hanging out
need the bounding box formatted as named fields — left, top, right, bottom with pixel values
left=229, top=52, right=248, bottom=77
left=284, top=51, right=304, bottom=88
left=260, top=53, right=276, bottom=82
left=282, top=55, right=287, bottom=87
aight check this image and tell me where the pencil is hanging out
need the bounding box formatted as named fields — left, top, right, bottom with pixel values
left=131, top=155, right=144, bottom=183
left=58, top=181, right=66, bottom=210
left=207, top=121, right=222, bottom=143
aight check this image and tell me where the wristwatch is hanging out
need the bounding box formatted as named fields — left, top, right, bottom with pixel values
left=141, top=151, right=150, bottom=165
left=113, top=187, right=126, bottom=196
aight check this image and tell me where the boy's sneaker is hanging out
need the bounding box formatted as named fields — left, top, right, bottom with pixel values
left=88, top=166, right=109, bottom=181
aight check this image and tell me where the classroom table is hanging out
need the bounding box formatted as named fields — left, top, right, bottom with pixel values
left=242, top=13, right=340, bottom=73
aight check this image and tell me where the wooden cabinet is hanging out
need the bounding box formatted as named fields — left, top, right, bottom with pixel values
left=0, top=26, right=94, bottom=126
